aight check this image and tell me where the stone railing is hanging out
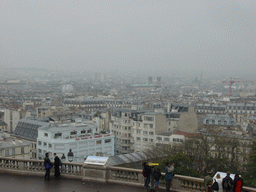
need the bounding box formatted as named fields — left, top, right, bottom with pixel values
left=0, top=157, right=255, bottom=192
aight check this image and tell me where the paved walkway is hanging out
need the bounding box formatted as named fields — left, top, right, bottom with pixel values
left=0, top=173, right=174, bottom=192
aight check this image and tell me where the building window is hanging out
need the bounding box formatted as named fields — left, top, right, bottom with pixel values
left=180, top=139, right=183, bottom=143
left=105, top=139, right=111, bottom=143
left=38, top=149, right=42, bottom=153
left=81, top=130, right=86, bottom=134
left=212, top=120, right=215, bottom=124
left=0, top=150, right=2, bottom=156
left=44, top=133, right=48, bottom=137
left=149, top=132, right=154, bottom=135
left=38, top=141, right=42, bottom=145
left=137, top=130, right=141, bottom=134
left=137, top=137, right=141, bottom=141
left=48, top=144, right=52, bottom=148
left=5, top=149, right=9, bottom=156
left=206, top=120, right=209, bottom=124
left=12, top=148, right=15, bottom=155
left=173, top=138, right=177, bottom=142
left=70, top=131, right=77, bottom=135
left=21, top=148, right=24, bottom=154
left=96, top=140, right=102, bottom=145
left=150, top=139, right=153, bottom=142
left=218, top=120, right=221, bottom=125
left=156, top=137, right=162, bottom=141
left=143, top=131, right=148, bottom=135
left=143, top=138, right=148, bottom=141
left=43, top=142, right=47, bottom=147
left=164, top=138, right=170, bottom=141
left=224, top=121, right=227, bottom=125
left=149, top=124, right=153, bottom=128
left=87, top=129, right=92, bottom=133
left=55, top=133, right=62, bottom=138
left=144, top=116, right=154, bottom=121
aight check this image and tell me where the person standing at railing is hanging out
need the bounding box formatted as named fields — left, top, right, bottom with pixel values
left=204, top=172, right=213, bottom=192
left=54, top=153, right=61, bottom=179
left=142, top=162, right=151, bottom=190
left=165, top=162, right=174, bottom=192
left=154, top=168, right=162, bottom=189
left=44, top=152, right=53, bottom=181
left=233, top=173, right=243, bottom=192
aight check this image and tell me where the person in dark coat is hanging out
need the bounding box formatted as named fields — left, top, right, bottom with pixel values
left=54, top=153, right=61, bottom=178
left=142, top=162, right=151, bottom=189
left=165, top=163, right=174, bottom=192
left=154, top=168, right=162, bottom=188
left=233, top=174, right=243, bottom=192
left=44, top=153, right=53, bottom=181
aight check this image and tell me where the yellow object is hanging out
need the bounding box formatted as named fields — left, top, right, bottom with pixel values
left=149, top=163, right=159, bottom=166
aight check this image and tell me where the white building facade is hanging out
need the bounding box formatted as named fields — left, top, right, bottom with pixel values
left=37, top=122, right=115, bottom=162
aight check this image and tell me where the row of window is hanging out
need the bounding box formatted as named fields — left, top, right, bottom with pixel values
left=136, top=130, right=154, bottom=135
left=136, top=137, right=154, bottom=142
left=156, top=137, right=183, bottom=142
left=0, top=148, right=25, bottom=156
left=38, top=139, right=112, bottom=148
left=205, top=120, right=234, bottom=125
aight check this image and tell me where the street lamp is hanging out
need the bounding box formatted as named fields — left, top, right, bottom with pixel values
left=61, top=153, right=66, bottom=162
left=68, top=149, right=74, bottom=162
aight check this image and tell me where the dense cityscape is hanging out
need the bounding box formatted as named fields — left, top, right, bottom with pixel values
left=1, top=0, right=256, bottom=191
left=0, top=69, right=256, bottom=188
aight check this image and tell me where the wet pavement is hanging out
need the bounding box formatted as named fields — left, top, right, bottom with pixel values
left=0, top=173, right=170, bottom=192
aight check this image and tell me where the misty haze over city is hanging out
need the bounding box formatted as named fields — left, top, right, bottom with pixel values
left=1, top=0, right=255, bottom=77
left=1, top=1, right=256, bottom=191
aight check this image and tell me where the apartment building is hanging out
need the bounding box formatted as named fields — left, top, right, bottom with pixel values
left=110, top=109, right=167, bottom=154
left=37, top=122, right=115, bottom=162
left=4, top=109, right=21, bottom=133
left=195, top=103, right=256, bottom=115
left=0, top=134, right=31, bottom=159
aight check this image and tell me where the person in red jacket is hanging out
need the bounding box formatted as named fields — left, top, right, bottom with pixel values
left=233, top=173, right=243, bottom=192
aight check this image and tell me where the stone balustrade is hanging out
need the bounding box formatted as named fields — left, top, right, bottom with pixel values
left=0, top=157, right=255, bottom=192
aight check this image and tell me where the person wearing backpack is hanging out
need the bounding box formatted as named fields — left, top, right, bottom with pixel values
left=213, top=173, right=223, bottom=192
left=233, top=173, right=243, bottom=192
left=153, top=168, right=162, bottom=189
left=222, top=171, right=234, bottom=192
left=142, top=162, right=151, bottom=190
left=204, top=172, right=213, bottom=191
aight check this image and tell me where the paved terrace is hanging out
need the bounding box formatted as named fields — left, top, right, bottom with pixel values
left=0, top=173, right=170, bottom=192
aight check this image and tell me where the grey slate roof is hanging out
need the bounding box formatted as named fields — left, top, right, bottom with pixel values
left=13, top=119, right=49, bottom=142
left=109, top=152, right=147, bottom=166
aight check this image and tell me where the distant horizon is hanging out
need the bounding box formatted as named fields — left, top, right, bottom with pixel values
left=1, top=0, right=255, bottom=77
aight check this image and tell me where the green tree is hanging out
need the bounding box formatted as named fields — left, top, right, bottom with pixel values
left=158, top=152, right=201, bottom=177
left=244, top=141, right=256, bottom=187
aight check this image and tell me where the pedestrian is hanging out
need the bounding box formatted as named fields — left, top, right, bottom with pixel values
left=54, top=153, right=61, bottom=178
left=142, top=162, right=151, bottom=190
left=233, top=173, right=243, bottom=192
left=44, top=152, right=53, bottom=181
left=154, top=168, right=162, bottom=189
left=204, top=172, right=213, bottom=192
left=165, top=163, right=174, bottom=192
left=222, top=171, right=234, bottom=192
left=213, top=173, right=223, bottom=192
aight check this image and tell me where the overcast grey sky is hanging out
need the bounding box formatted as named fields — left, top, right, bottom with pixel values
left=0, top=0, right=255, bottom=75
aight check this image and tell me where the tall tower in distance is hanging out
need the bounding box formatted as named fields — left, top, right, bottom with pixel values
left=157, top=76, right=161, bottom=86
left=148, top=76, right=153, bottom=84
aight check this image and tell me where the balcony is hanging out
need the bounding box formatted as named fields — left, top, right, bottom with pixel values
left=0, top=157, right=255, bottom=192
